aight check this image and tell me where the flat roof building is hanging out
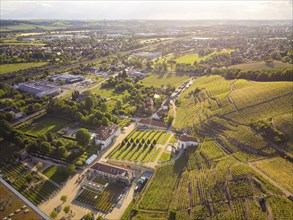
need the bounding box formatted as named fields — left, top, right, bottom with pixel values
left=53, top=73, right=85, bottom=84
left=17, top=82, right=60, bottom=98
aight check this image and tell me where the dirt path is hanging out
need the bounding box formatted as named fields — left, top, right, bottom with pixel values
left=248, top=162, right=292, bottom=197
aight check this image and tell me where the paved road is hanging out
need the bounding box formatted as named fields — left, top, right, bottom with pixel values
left=11, top=109, right=46, bottom=127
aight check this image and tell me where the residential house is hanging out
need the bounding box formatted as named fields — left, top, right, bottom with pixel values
left=178, top=134, right=198, bottom=149
left=95, top=123, right=120, bottom=150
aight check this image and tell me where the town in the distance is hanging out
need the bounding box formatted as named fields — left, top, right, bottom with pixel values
left=0, top=19, right=292, bottom=220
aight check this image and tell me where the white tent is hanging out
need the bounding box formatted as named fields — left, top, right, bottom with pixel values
left=85, top=154, right=98, bottom=165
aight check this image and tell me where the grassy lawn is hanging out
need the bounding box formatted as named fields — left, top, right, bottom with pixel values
left=90, top=85, right=124, bottom=100
left=42, top=165, right=69, bottom=185
left=23, top=116, right=68, bottom=135
left=230, top=61, right=293, bottom=71
left=150, top=148, right=162, bottom=162
left=0, top=62, right=47, bottom=74
left=158, top=152, right=171, bottom=162
left=141, top=72, right=190, bottom=88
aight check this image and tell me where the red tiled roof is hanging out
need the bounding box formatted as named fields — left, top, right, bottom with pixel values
left=138, top=118, right=167, bottom=128
left=91, top=162, right=131, bottom=178
left=95, top=123, right=119, bottom=141
left=178, top=134, right=197, bottom=142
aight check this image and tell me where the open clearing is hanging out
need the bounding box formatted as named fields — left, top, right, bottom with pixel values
left=41, top=165, right=69, bottom=185
left=141, top=72, right=190, bottom=88
left=0, top=62, right=47, bottom=74
left=176, top=49, right=234, bottom=64
left=230, top=60, right=293, bottom=70
left=23, top=116, right=68, bottom=135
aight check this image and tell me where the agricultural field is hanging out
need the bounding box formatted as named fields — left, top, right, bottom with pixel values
left=230, top=60, right=293, bottom=70
left=141, top=72, right=190, bottom=88
left=23, top=116, right=68, bottom=136
left=0, top=183, right=42, bottom=220
left=0, top=62, right=47, bottom=74
left=174, top=75, right=293, bottom=156
left=108, top=130, right=171, bottom=163
left=75, top=178, right=125, bottom=213
left=1, top=163, right=59, bottom=206
left=131, top=140, right=292, bottom=219
left=41, top=165, right=69, bottom=185
left=252, top=157, right=293, bottom=193
left=176, top=49, right=234, bottom=64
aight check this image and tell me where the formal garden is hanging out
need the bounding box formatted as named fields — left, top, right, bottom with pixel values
left=107, top=130, right=172, bottom=163
left=75, top=177, right=125, bottom=213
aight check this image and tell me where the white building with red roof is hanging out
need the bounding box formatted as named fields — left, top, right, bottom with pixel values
left=94, top=123, right=120, bottom=150
left=178, top=134, right=198, bottom=149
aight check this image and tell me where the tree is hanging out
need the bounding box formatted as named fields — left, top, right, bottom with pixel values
left=71, top=90, right=80, bottom=101
left=116, top=100, right=123, bottom=108
left=76, top=128, right=91, bottom=146
left=63, top=205, right=70, bottom=214
left=57, top=146, right=68, bottom=158
left=47, top=132, right=53, bottom=142
left=74, top=112, right=83, bottom=122
left=40, top=141, right=51, bottom=154
left=167, top=208, right=176, bottom=220
left=50, top=210, right=59, bottom=219
left=101, top=117, right=110, bottom=126
left=85, top=96, right=94, bottom=110
left=60, top=195, right=67, bottom=203
left=100, top=103, right=108, bottom=113
left=33, top=103, right=42, bottom=112
left=36, top=162, right=43, bottom=170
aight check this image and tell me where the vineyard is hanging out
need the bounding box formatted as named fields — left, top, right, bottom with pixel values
left=174, top=75, right=292, bottom=159
left=107, top=130, right=171, bottom=163
left=128, top=140, right=293, bottom=220
left=1, top=163, right=59, bottom=206
left=75, top=179, right=125, bottom=213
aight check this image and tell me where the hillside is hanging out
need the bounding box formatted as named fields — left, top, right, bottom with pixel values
left=174, top=75, right=293, bottom=156
left=132, top=75, right=293, bottom=219
left=230, top=61, right=293, bottom=71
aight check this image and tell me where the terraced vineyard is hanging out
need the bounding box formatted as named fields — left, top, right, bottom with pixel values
left=1, top=163, right=59, bottom=205
left=108, top=130, right=170, bottom=163
left=129, top=141, right=292, bottom=219
left=174, top=75, right=292, bottom=159
left=75, top=179, right=125, bottom=213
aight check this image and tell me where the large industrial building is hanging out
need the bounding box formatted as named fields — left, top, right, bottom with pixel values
left=53, top=73, right=85, bottom=84
left=16, top=82, right=60, bottom=98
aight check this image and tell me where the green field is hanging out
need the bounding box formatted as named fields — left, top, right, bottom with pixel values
left=158, top=152, right=171, bottom=162
left=0, top=62, right=47, bottom=74
left=42, top=165, right=69, bottom=185
left=141, top=72, right=190, bottom=88
left=230, top=60, right=293, bottom=70
left=23, top=116, right=68, bottom=135
left=176, top=49, right=234, bottom=64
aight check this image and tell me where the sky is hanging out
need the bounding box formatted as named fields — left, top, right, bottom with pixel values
left=1, top=0, right=292, bottom=20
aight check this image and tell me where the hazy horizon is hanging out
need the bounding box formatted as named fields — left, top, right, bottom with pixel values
left=1, top=0, right=292, bottom=20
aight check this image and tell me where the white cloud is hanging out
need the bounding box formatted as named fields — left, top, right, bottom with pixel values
left=0, top=0, right=292, bottom=20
